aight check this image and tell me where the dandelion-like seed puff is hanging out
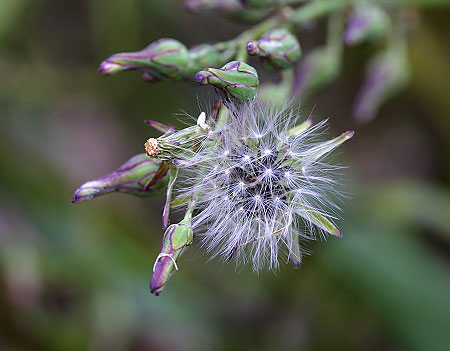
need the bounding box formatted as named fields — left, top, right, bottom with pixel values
left=174, top=101, right=354, bottom=271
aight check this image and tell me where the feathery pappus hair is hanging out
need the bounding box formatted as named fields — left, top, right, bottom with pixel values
left=175, top=101, right=354, bottom=271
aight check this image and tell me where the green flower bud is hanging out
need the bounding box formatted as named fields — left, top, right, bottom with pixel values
left=293, top=47, right=340, bottom=98
left=150, top=206, right=194, bottom=295
left=98, top=39, right=188, bottom=81
left=195, top=61, right=259, bottom=102
left=247, top=28, right=301, bottom=70
left=72, top=154, right=169, bottom=202
left=344, top=3, right=390, bottom=46
left=185, top=42, right=236, bottom=76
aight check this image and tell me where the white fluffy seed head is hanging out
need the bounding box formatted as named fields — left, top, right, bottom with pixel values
left=176, top=101, right=350, bottom=271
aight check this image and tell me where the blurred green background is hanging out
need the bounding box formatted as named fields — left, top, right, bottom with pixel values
left=1, top=0, right=449, bottom=350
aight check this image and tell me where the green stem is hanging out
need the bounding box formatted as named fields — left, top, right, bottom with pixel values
left=184, top=196, right=197, bottom=221
left=162, top=166, right=179, bottom=229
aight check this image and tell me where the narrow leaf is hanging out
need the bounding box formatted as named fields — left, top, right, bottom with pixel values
left=298, top=206, right=342, bottom=237
left=305, top=130, right=354, bottom=163
left=144, top=120, right=175, bottom=134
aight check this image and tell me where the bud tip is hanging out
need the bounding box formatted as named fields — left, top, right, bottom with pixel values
left=246, top=41, right=259, bottom=56
left=98, top=60, right=123, bottom=75
left=195, top=71, right=209, bottom=84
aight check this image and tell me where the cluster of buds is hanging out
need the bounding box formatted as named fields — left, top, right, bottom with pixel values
left=98, top=38, right=238, bottom=83
left=97, top=0, right=415, bottom=123
left=73, top=0, right=427, bottom=296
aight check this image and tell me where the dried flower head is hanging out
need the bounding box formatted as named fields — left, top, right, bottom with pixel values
left=175, top=101, right=353, bottom=271
left=145, top=138, right=159, bottom=158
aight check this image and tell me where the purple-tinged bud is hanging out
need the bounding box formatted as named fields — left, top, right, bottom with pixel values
left=185, top=43, right=236, bottom=76
left=72, top=154, right=169, bottom=202
left=97, top=61, right=126, bottom=75
left=98, top=39, right=188, bottom=81
left=353, top=47, right=410, bottom=122
left=195, top=61, right=259, bottom=103
left=246, top=41, right=259, bottom=56
left=344, top=4, right=390, bottom=46
left=150, top=207, right=194, bottom=295
left=246, top=28, right=301, bottom=70
left=293, top=47, right=340, bottom=99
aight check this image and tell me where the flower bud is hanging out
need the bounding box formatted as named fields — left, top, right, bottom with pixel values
left=353, top=46, right=410, bottom=122
left=293, top=47, right=340, bottom=98
left=247, top=28, right=301, bottom=70
left=72, top=154, right=169, bottom=202
left=195, top=61, right=259, bottom=102
left=145, top=123, right=209, bottom=165
left=185, top=43, right=236, bottom=76
left=150, top=209, right=194, bottom=295
left=344, top=4, right=390, bottom=46
left=98, top=39, right=188, bottom=81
